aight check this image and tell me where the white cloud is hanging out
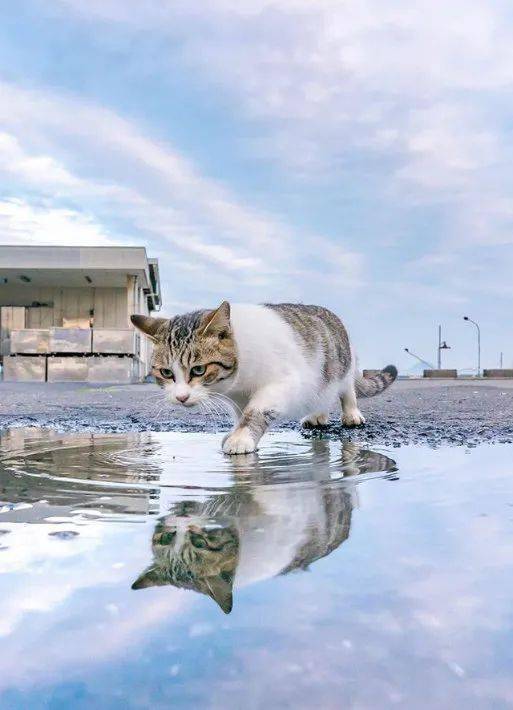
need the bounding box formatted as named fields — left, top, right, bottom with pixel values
left=53, top=0, right=513, bottom=254
left=0, top=132, right=79, bottom=190
left=0, top=520, right=191, bottom=686
left=0, top=198, right=115, bottom=247
left=0, top=81, right=363, bottom=304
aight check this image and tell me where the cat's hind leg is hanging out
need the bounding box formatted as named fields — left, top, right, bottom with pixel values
left=301, top=413, right=329, bottom=429
left=340, top=379, right=366, bottom=427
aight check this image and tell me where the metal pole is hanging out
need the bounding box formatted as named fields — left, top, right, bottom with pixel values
left=500, top=352, right=503, bottom=368
left=437, top=325, right=441, bottom=369
left=463, top=317, right=481, bottom=377
left=404, top=348, right=435, bottom=370
left=478, top=324, right=481, bottom=376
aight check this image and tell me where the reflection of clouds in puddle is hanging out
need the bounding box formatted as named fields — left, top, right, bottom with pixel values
left=0, top=521, right=131, bottom=638
left=2, top=429, right=512, bottom=706
left=0, top=515, right=191, bottom=689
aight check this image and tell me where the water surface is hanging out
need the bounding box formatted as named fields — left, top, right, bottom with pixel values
left=1, top=429, right=512, bottom=709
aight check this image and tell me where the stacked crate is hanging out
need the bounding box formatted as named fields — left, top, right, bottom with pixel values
left=4, top=328, right=139, bottom=383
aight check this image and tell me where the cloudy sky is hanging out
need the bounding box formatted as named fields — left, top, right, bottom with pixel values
left=0, top=1, right=511, bottom=370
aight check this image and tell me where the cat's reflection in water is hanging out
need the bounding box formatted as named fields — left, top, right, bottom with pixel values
left=132, top=440, right=396, bottom=613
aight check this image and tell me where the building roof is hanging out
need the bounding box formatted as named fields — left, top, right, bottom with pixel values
left=0, top=245, right=161, bottom=310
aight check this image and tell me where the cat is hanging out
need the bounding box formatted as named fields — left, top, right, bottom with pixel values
left=131, top=302, right=397, bottom=454
left=131, top=440, right=397, bottom=613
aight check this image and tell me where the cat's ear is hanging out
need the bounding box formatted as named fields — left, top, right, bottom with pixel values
left=205, top=572, right=234, bottom=614
left=201, top=301, right=230, bottom=337
left=131, top=567, right=160, bottom=590
left=130, top=314, right=169, bottom=341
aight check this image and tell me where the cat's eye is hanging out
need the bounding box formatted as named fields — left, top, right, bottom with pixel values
left=190, top=364, right=206, bottom=377
left=160, top=531, right=176, bottom=545
left=159, top=368, right=174, bottom=380
left=190, top=532, right=208, bottom=549
left=206, top=529, right=222, bottom=541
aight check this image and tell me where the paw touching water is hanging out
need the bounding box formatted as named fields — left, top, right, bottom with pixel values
left=222, top=428, right=257, bottom=455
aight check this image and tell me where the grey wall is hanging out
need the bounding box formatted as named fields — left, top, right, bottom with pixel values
left=1, top=287, right=129, bottom=329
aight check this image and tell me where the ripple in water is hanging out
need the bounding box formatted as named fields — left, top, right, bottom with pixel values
left=0, top=427, right=398, bottom=612
left=0, top=429, right=397, bottom=517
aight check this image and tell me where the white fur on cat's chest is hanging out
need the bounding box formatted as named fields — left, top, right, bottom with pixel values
left=233, top=486, right=328, bottom=588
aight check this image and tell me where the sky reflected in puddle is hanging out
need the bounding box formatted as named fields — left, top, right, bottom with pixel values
left=1, top=429, right=513, bottom=709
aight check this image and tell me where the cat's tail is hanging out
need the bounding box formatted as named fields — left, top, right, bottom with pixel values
left=355, top=365, right=398, bottom=397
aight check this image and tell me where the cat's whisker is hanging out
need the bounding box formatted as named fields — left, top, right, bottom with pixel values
left=143, top=388, right=168, bottom=399
left=142, top=396, right=170, bottom=417
left=151, top=403, right=166, bottom=422
left=212, top=392, right=243, bottom=416
left=199, top=399, right=221, bottom=432
left=144, top=394, right=169, bottom=414
left=210, top=393, right=242, bottom=420
left=207, top=396, right=231, bottom=423
left=198, top=400, right=214, bottom=430
left=208, top=398, right=229, bottom=431
left=209, top=398, right=228, bottom=431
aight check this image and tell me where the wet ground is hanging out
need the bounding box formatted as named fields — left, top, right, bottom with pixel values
left=1, top=427, right=513, bottom=709
left=1, top=379, right=513, bottom=446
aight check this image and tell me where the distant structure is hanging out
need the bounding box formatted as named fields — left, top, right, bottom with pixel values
left=0, top=245, right=161, bottom=383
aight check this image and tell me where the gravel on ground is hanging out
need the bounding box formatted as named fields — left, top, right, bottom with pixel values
left=0, top=379, right=512, bottom=447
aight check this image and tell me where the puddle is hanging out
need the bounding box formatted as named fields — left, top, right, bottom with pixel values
left=1, top=429, right=513, bottom=708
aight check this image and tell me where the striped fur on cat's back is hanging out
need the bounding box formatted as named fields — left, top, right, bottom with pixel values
left=131, top=302, right=397, bottom=454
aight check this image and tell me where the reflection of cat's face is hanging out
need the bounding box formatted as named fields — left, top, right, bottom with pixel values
left=132, top=518, right=239, bottom=614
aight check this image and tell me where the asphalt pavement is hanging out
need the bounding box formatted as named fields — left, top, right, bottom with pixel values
left=0, top=379, right=512, bottom=447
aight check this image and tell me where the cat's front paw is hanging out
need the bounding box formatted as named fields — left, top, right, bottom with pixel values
left=222, top=428, right=257, bottom=455
left=342, top=409, right=366, bottom=427
left=301, top=413, right=329, bottom=429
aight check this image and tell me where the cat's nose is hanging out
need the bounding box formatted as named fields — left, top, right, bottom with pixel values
left=176, top=393, right=190, bottom=403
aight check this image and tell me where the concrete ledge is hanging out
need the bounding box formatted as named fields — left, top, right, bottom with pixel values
left=2, top=354, right=140, bottom=383
left=47, top=356, right=89, bottom=382
left=483, top=369, right=513, bottom=378
left=92, top=329, right=135, bottom=355
left=424, top=369, right=457, bottom=378
left=47, top=355, right=137, bottom=383
left=2, top=355, right=46, bottom=382
left=88, top=356, right=137, bottom=383
left=11, top=329, right=50, bottom=354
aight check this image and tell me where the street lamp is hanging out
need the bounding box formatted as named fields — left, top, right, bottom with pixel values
left=463, top=316, right=481, bottom=377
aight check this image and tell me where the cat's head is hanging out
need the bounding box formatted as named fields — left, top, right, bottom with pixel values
left=131, top=301, right=237, bottom=407
left=132, top=517, right=239, bottom=614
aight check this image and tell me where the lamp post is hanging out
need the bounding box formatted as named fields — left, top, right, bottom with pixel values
left=463, top=316, right=481, bottom=377
left=437, top=324, right=451, bottom=369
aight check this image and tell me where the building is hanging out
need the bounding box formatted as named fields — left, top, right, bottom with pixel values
left=0, top=245, right=161, bottom=383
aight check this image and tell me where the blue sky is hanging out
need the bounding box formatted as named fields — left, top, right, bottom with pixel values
left=0, top=0, right=512, bottom=371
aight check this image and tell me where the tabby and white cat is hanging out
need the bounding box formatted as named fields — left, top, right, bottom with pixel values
left=131, top=302, right=397, bottom=454
left=132, top=441, right=397, bottom=613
